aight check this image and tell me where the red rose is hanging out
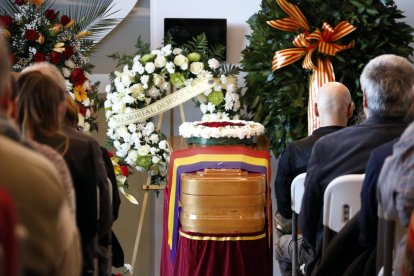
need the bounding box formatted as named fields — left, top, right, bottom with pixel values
left=60, top=15, right=71, bottom=26
left=64, top=45, right=74, bottom=59
left=78, top=104, right=87, bottom=116
left=15, top=0, right=24, bottom=5
left=44, top=9, right=57, bottom=21
left=197, top=121, right=246, bottom=128
left=120, top=165, right=129, bottom=177
left=49, top=51, right=62, bottom=64
left=34, top=52, right=46, bottom=62
left=24, top=29, right=38, bottom=41
left=0, top=16, right=12, bottom=28
left=70, top=68, right=87, bottom=86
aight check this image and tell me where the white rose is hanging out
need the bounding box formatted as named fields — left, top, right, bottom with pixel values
left=145, top=62, right=155, bottom=74
left=138, top=144, right=151, bottom=156
left=148, top=87, right=161, bottom=98
left=154, top=56, right=166, bottom=68
left=208, top=58, right=220, bottom=69
left=153, top=74, right=164, bottom=87
left=174, top=54, right=188, bottom=67
left=62, top=67, right=71, bottom=78
left=65, top=60, right=75, bottom=69
left=173, top=48, right=182, bottom=55
left=189, top=62, right=204, bottom=75
left=130, top=84, right=144, bottom=97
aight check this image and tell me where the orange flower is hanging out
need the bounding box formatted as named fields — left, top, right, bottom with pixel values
left=38, top=34, right=44, bottom=44
left=73, top=85, right=88, bottom=102
left=75, top=31, right=92, bottom=39
left=2, top=29, right=10, bottom=38
left=49, top=23, right=62, bottom=34
left=30, top=0, right=44, bottom=8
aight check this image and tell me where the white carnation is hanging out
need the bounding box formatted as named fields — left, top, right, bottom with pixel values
left=140, top=75, right=149, bottom=85
left=152, top=155, right=161, bottom=164
left=153, top=74, right=164, bottom=87
left=105, top=84, right=111, bottom=93
left=161, top=44, right=172, bottom=56
left=166, top=62, right=175, bottom=74
left=173, top=48, right=182, bottom=55
left=158, top=140, right=167, bottom=150
left=65, top=60, right=75, bottom=68
left=208, top=58, right=220, bottom=69
left=62, top=67, right=71, bottom=78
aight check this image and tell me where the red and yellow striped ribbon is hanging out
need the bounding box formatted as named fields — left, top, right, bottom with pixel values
left=266, top=0, right=356, bottom=134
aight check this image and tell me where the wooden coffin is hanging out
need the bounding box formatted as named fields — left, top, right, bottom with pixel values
left=180, top=169, right=266, bottom=234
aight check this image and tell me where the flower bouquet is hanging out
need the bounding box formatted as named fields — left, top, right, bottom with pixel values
left=105, top=34, right=246, bottom=186
left=179, top=120, right=265, bottom=145
left=0, top=0, right=104, bottom=131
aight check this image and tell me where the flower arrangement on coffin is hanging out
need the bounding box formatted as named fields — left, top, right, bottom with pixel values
left=179, top=120, right=265, bottom=145
left=105, top=35, right=246, bottom=188
left=0, top=0, right=105, bottom=131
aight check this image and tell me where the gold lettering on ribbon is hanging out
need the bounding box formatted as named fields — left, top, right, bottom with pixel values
left=111, top=77, right=215, bottom=127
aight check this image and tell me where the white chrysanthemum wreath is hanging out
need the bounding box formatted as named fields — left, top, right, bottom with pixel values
left=105, top=35, right=245, bottom=186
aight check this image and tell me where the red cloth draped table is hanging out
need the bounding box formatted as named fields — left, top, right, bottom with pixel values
left=161, top=136, right=272, bottom=276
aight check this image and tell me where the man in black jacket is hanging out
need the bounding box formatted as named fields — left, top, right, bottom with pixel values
left=274, top=81, right=353, bottom=235
left=299, top=54, right=414, bottom=272
left=275, top=81, right=353, bottom=275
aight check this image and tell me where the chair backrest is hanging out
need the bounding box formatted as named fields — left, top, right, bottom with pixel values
left=323, top=174, right=365, bottom=232
left=291, top=173, right=306, bottom=214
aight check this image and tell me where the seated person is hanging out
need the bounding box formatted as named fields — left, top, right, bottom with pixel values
left=378, top=120, right=414, bottom=275
left=274, top=81, right=352, bottom=235
left=287, top=54, right=413, bottom=275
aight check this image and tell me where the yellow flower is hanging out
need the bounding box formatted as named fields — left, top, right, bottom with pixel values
left=73, top=85, right=88, bottom=102
left=75, top=31, right=92, bottom=39
left=30, top=0, right=44, bottom=8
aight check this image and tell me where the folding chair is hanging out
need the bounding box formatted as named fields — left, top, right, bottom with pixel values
left=290, top=173, right=306, bottom=276
left=376, top=201, right=406, bottom=276
left=322, top=174, right=364, bottom=256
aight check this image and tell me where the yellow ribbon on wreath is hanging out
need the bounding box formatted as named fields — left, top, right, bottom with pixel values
left=267, top=0, right=356, bottom=134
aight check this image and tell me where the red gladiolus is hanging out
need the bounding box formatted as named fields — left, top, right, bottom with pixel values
left=120, top=166, right=129, bottom=177
left=0, top=16, right=12, bottom=28
left=34, top=52, right=46, bottom=62
left=60, top=15, right=71, bottom=26
left=15, top=0, right=24, bottom=5
left=49, top=52, right=62, bottom=64
left=70, top=68, right=87, bottom=86
left=196, top=121, right=245, bottom=128
left=78, top=104, right=87, bottom=116
left=44, top=9, right=57, bottom=21
left=64, top=45, right=74, bottom=59
left=107, top=151, right=114, bottom=158
left=24, top=29, right=38, bottom=41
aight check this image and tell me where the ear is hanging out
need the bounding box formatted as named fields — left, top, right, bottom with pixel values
left=362, top=91, right=368, bottom=109
left=347, top=102, right=354, bottom=119
left=314, top=102, right=319, bottom=117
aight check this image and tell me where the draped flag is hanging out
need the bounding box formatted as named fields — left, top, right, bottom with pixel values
left=267, top=0, right=356, bottom=134
left=164, top=147, right=271, bottom=264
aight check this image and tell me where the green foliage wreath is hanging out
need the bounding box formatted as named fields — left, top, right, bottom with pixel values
left=241, top=0, right=414, bottom=156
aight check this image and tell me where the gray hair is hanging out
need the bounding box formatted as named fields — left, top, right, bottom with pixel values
left=0, top=34, right=10, bottom=97
left=21, top=62, right=66, bottom=91
left=360, top=54, right=414, bottom=118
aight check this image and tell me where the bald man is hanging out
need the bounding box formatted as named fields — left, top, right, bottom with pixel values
left=274, top=82, right=353, bottom=227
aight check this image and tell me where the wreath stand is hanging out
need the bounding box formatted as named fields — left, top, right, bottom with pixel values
left=129, top=104, right=186, bottom=275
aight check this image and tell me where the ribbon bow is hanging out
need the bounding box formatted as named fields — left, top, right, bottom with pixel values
left=267, top=0, right=356, bottom=133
